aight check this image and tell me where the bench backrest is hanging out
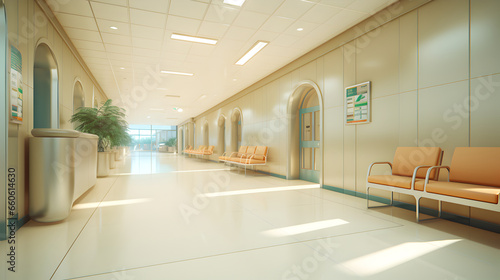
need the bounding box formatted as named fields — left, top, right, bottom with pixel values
left=253, top=146, right=268, bottom=160
left=237, top=146, right=248, bottom=157
left=246, top=146, right=257, bottom=155
left=450, top=147, right=500, bottom=187
left=392, top=147, right=442, bottom=179
left=207, top=145, right=214, bottom=152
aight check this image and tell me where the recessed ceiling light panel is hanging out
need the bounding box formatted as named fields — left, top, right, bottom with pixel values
left=235, top=41, right=269, bottom=66
left=224, top=0, right=245, bottom=7
left=161, top=70, right=194, bottom=76
left=171, top=33, right=217, bottom=45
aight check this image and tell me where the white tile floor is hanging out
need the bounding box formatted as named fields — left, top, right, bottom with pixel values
left=3, top=152, right=500, bottom=279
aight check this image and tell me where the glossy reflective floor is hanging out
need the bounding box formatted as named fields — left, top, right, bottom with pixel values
left=4, top=152, right=500, bottom=279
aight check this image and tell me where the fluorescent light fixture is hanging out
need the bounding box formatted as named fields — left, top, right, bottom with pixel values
left=110, top=26, right=118, bottom=30
left=338, top=239, right=461, bottom=276
left=161, top=70, right=194, bottom=76
left=165, top=95, right=181, bottom=98
left=171, top=33, right=217, bottom=45
left=297, top=27, right=304, bottom=31
left=120, top=67, right=125, bottom=70
left=177, top=108, right=184, bottom=112
left=235, top=41, right=269, bottom=65
left=262, top=219, right=349, bottom=237
left=147, top=116, right=151, bottom=118
left=224, top=0, right=245, bottom=6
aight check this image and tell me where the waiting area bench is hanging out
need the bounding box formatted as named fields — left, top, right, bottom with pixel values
left=219, top=145, right=269, bottom=175
left=367, top=147, right=500, bottom=222
left=184, top=145, right=214, bottom=159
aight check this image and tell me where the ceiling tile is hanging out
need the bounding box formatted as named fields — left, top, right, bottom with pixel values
left=91, top=0, right=128, bottom=7
left=224, top=26, right=256, bottom=42
left=130, top=9, right=167, bottom=28
left=55, top=13, right=97, bottom=31
left=129, top=0, right=170, bottom=13
left=166, top=16, right=202, bottom=35
left=132, top=38, right=162, bottom=51
left=204, top=4, right=239, bottom=24
left=317, top=0, right=355, bottom=8
left=101, top=33, right=132, bottom=46
left=105, top=44, right=133, bottom=54
left=96, top=19, right=130, bottom=35
left=284, top=20, right=319, bottom=36
left=90, top=2, right=129, bottom=22
left=131, top=25, right=164, bottom=40
left=162, top=37, right=192, bottom=54
left=346, top=0, right=397, bottom=13
left=243, top=0, right=283, bottom=14
left=78, top=49, right=107, bottom=59
left=197, top=21, right=229, bottom=38
left=132, top=48, right=161, bottom=57
left=72, top=39, right=105, bottom=51
left=64, top=27, right=101, bottom=42
left=169, top=0, right=209, bottom=20
left=248, top=30, right=280, bottom=42
left=47, top=0, right=93, bottom=17
left=272, top=34, right=301, bottom=47
left=189, top=44, right=216, bottom=56
left=106, top=53, right=133, bottom=61
left=232, top=10, right=269, bottom=29
left=274, top=0, right=315, bottom=19
left=261, top=16, right=294, bottom=33
left=301, top=4, right=342, bottom=24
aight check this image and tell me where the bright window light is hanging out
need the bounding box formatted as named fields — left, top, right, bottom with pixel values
left=262, top=219, right=349, bottom=237
left=161, top=70, right=194, bottom=76
left=236, top=41, right=269, bottom=65
left=224, top=0, right=245, bottom=6
left=203, top=184, right=320, bottom=197
left=338, top=239, right=462, bottom=276
left=72, top=198, right=151, bottom=210
left=171, top=33, right=218, bottom=45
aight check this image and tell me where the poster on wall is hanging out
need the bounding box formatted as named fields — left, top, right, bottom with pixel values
left=345, top=81, right=370, bottom=125
left=10, top=45, right=23, bottom=124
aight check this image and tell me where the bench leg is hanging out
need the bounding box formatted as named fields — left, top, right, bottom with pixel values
left=438, top=201, right=442, bottom=218
left=416, top=197, right=421, bottom=222
left=367, top=187, right=393, bottom=209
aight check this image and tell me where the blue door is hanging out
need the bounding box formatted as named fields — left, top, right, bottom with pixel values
left=299, top=106, right=320, bottom=183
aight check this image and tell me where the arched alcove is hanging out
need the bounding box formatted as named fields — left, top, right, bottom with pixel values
left=287, top=81, right=324, bottom=185
left=217, top=115, right=226, bottom=155
left=72, top=80, right=85, bottom=128
left=34, top=43, right=59, bottom=128
left=230, top=108, right=242, bottom=153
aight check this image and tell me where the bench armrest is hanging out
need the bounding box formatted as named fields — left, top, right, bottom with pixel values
left=410, top=165, right=432, bottom=190
left=366, top=162, right=393, bottom=178
left=423, top=166, right=450, bottom=192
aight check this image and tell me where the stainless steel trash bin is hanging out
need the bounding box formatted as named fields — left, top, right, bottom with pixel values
left=29, top=129, right=98, bottom=222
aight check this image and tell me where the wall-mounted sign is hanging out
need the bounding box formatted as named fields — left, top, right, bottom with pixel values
left=10, top=45, right=23, bottom=124
left=345, top=81, right=370, bottom=125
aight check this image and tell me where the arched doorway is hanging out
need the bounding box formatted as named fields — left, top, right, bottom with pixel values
left=287, top=81, right=324, bottom=185
left=34, top=43, right=59, bottom=128
left=230, top=108, right=242, bottom=153
left=72, top=80, right=84, bottom=128
left=202, top=121, right=209, bottom=146
left=217, top=115, right=226, bottom=155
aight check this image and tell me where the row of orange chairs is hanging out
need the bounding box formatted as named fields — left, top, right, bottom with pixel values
left=218, top=146, right=268, bottom=174
left=183, top=145, right=214, bottom=157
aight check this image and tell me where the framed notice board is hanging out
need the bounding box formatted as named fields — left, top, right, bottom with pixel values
left=9, top=45, right=23, bottom=124
left=345, top=81, right=370, bottom=125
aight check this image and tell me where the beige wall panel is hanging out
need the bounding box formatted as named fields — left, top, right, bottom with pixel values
left=418, top=0, right=469, bottom=88
left=470, top=208, right=500, bottom=225
left=323, top=107, right=343, bottom=188
left=356, top=95, right=400, bottom=193
left=399, top=10, right=418, bottom=93
left=470, top=74, right=500, bottom=147
left=323, top=48, right=343, bottom=109
left=62, top=46, right=73, bottom=109
left=316, top=57, right=324, bottom=96
left=356, top=20, right=399, bottom=99
left=6, top=0, right=18, bottom=36
left=300, top=60, right=316, bottom=82
left=254, top=87, right=264, bottom=124
left=291, top=68, right=300, bottom=90
left=343, top=41, right=356, bottom=191
left=418, top=81, right=470, bottom=168
left=60, top=106, right=73, bottom=130
left=279, top=73, right=292, bottom=117
left=267, top=80, right=280, bottom=121
left=470, top=0, right=500, bottom=78
left=399, top=91, right=418, bottom=146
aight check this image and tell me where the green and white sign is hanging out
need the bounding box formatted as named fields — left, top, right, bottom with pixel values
left=10, top=45, right=23, bottom=123
left=345, top=81, right=370, bottom=125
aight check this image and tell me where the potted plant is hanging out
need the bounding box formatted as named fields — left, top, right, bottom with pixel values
left=70, top=99, right=130, bottom=177
left=166, top=137, right=177, bottom=153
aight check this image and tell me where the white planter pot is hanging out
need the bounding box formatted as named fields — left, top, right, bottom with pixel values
left=115, top=148, right=124, bottom=161
left=109, top=151, right=117, bottom=169
left=97, top=152, right=111, bottom=177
